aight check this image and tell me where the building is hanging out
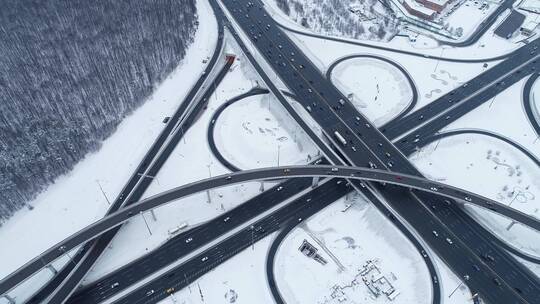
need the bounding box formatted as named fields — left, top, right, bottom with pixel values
left=401, top=0, right=437, bottom=20
left=521, top=21, right=538, bottom=36
left=495, top=11, right=526, bottom=39
left=298, top=239, right=328, bottom=265
left=416, top=0, right=452, bottom=13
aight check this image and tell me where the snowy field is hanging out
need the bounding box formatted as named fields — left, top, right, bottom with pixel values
left=330, top=57, right=413, bottom=126
left=274, top=194, right=431, bottom=304
left=214, top=93, right=318, bottom=170
left=443, top=0, right=499, bottom=40
left=0, top=0, right=218, bottom=281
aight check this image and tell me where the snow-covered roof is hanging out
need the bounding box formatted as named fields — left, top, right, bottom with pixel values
left=424, top=0, right=451, bottom=6
left=402, top=0, right=438, bottom=16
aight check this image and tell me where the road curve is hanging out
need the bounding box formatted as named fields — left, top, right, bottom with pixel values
left=207, top=88, right=298, bottom=172
left=422, top=129, right=540, bottom=264
left=208, top=87, right=269, bottom=172
left=325, top=54, right=418, bottom=123
left=523, top=73, right=540, bottom=137
left=2, top=164, right=539, bottom=295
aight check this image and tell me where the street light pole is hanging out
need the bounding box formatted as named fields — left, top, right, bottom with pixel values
left=96, top=180, right=111, bottom=205
left=449, top=275, right=469, bottom=298
left=277, top=145, right=281, bottom=166
left=140, top=211, right=152, bottom=236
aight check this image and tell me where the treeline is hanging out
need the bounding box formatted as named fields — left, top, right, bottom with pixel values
left=274, top=0, right=398, bottom=40
left=0, top=0, right=198, bottom=223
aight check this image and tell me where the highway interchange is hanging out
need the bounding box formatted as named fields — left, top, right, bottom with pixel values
left=2, top=0, right=540, bottom=303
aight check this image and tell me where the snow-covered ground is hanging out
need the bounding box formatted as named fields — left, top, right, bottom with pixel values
left=0, top=0, right=218, bottom=282
left=434, top=254, right=476, bottom=304
left=443, top=0, right=498, bottom=39
left=274, top=194, right=431, bottom=304
left=330, top=57, right=413, bottom=126
left=214, top=93, right=318, bottom=169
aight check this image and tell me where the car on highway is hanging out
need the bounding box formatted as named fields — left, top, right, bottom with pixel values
left=472, top=264, right=480, bottom=271
left=111, top=282, right=119, bottom=289
left=432, top=230, right=439, bottom=237
left=446, top=238, right=453, bottom=244
left=277, top=186, right=283, bottom=191
left=483, top=253, right=495, bottom=262
left=166, top=287, right=175, bottom=294
left=201, top=256, right=208, bottom=262
left=146, top=290, right=155, bottom=296
left=223, top=216, right=230, bottom=222
left=185, top=237, right=193, bottom=243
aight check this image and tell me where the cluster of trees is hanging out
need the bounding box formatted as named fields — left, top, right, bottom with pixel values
left=274, top=0, right=398, bottom=40
left=0, top=0, right=198, bottom=223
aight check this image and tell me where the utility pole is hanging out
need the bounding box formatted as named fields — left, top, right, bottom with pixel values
left=140, top=211, right=152, bottom=236
left=96, top=180, right=110, bottom=205
left=434, top=47, right=444, bottom=73
left=198, top=282, right=205, bottom=302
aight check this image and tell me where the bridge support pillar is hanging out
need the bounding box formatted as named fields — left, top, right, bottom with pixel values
left=46, top=264, right=58, bottom=275
left=259, top=181, right=265, bottom=192
left=506, top=221, right=516, bottom=231
left=3, top=295, right=15, bottom=304
left=311, top=177, right=320, bottom=188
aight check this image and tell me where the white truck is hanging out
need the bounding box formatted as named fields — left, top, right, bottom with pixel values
left=334, top=131, right=347, bottom=146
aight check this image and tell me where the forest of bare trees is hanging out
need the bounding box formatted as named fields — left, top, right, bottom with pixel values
left=275, top=0, right=398, bottom=40
left=0, top=0, right=198, bottom=223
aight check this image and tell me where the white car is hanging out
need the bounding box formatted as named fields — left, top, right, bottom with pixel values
left=201, top=256, right=208, bottom=262
left=185, top=237, right=193, bottom=243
